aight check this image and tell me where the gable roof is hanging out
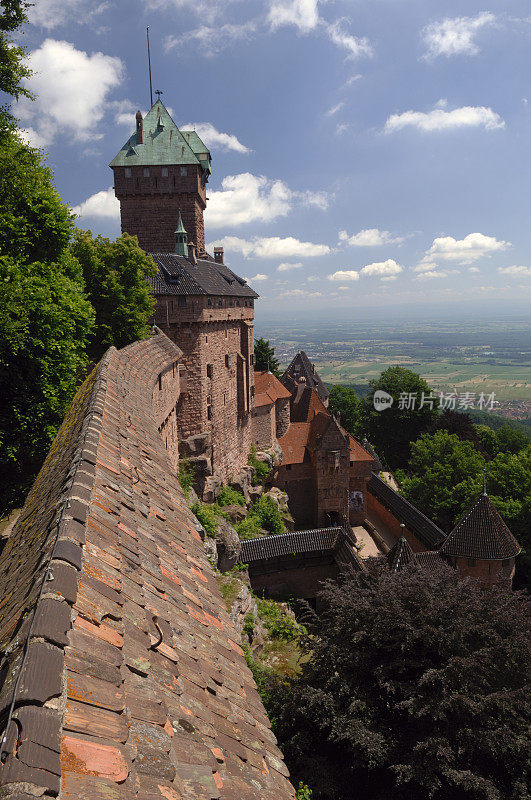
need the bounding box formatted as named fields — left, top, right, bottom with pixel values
left=368, top=474, right=446, bottom=549
left=254, top=371, right=292, bottom=408
left=150, top=252, right=259, bottom=298
left=290, top=384, right=328, bottom=422
left=439, top=493, right=521, bottom=560
left=110, top=100, right=211, bottom=172
left=0, top=332, right=294, bottom=800
left=240, top=527, right=363, bottom=572
left=281, top=352, right=329, bottom=404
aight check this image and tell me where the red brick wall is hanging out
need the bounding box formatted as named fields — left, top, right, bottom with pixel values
left=275, top=398, right=290, bottom=438
left=151, top=358, right=182, bottom=468
left=453, top=556, right=515, bottom=587
left=114, top=164, right=207, bottom=253
left=155, top=296, right=255, bottom=482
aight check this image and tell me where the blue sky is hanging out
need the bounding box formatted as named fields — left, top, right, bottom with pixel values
left=12, top=0, right=531, bottom=316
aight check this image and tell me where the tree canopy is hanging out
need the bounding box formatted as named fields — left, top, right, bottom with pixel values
left=328, top=385, right=361, bottom=436
left=0, top=0, right=32, bottom=131
left=254, top=337, right=281, bottom=376
left=268, top=565, right=530, bottom=800
left=358, top=366, right=439, bottom=469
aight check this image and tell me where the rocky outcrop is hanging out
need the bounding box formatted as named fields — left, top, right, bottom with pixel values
left=230, top=465, right=255, bottom=501
left=215, top=517, right=241, bottom=572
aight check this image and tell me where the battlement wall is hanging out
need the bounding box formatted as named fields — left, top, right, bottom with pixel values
left=0, top=331, right=294, bottom=800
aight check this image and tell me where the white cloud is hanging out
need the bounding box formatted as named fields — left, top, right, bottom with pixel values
left=344, top=74, right=362, bottom=87
left=422, top=13, right=496, bottom=59
left=416, top=271, right=449, bottom=280
left=423, top=232, right=509, bottom=265
left=325, top=19, right=373, bottom=59
left=339, top=228, right=404, bottom=247
left=280, top=288, right=322, bottom=298
left=181, top=122, right=249, bottom=153
left=248, top=273, right=269, bottom=281
left=165, top=21, right=257, bottom=56
left=28, top=0, right=109, bottom=30
left=498, top=265, right=531, bottom=277
left=328, top=270, right=359, bottom=282
left=205, top=173, right=327, bottom=229
left=16, top=39, right=123, bottom=147
left=213, top=235, right=330, bottom=259
left=277, top=262, right=303, bottom=271
left=268, top=0, right=319, bottom=33
left=385, top=102, right=505, bottom=134
left=360, top=259, right=403, bottom=277
left=72, top=187, right=120, bottom=219
left=335, top=123, right=350, bottom=136
left=381, top=276, right=398, bottom=282
left=468, top=266, right=480, bottom=273
left=326, top=102, right=345, bottom=117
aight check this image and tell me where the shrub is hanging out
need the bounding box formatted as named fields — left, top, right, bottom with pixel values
left=236, top=514, right=263, bottom=540
left=191, top=500, right=218, bottom=538
left=296, top=783, right=313, bottom=800
left=248, top=445, right=272, bottom=486
left=253, top=495, right=285, bottom=535
left=177, top=457, right=195, bottom=496
left=257, top=597, right=301, bottom=641
left=217, top=485, right=246, bottom=506
left=243, top=612, right=255, bottom=639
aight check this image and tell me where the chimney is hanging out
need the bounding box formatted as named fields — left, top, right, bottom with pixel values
left=214, top=247, right=224, bottom=264
left=188, top=241, right=197, bottom=264
left=136, top=110, right=143, bottom=145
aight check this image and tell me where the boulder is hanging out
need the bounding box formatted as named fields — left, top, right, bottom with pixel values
left=230, top=466, right=254, bottom=501
left=264, top=486, right=289, bottom=510
left=215, top=518, right=241, bottom=572
left=255, top=451, right=273, bottom=468
left=248, top=485, right=263, bottom=504
left=270, top=440, right=284, bottom=466
left=204, top=536, right=218, bottom=565
left=179, top=432, right=211, bottom=458
left=202, top=475, right=222, bottom=503
left=188, top=455, right=212, bottom=476
left=218, top=505, right=247, bottom=524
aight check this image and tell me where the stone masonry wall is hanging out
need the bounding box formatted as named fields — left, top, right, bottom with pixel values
left=0, top=331, right=295, bottom=800
left=252, top=404, right=275, bottom=450
left=315, top=426, right=351, bottom=527
left=275, top=398, right=290, bottom=439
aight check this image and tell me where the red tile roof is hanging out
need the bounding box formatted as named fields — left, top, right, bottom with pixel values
left=278, top=422, right=312, bottom=464
left=0, top=333, right=295, bottom=800
left=254, top=371, right=292, bottom=407
left=439, top=493, right=521, bottom=560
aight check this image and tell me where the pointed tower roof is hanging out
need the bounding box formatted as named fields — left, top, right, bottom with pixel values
left=175, top=211, right=187, bottom=234
left=386, top=536, right=414, bottom=572
left=281, top=351, right=329, bottom=404
left=109, top=100, right=211, bottom=170
left=439, top=494, right=521, bottom=560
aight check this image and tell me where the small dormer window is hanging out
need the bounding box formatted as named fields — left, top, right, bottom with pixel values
left=125, top=167, right=132, bottom=178
left=180, top=166, right=187, bottom=176
left=161, top=167, right=168, bottom=177
left=143, top=168, right=150, bottom=177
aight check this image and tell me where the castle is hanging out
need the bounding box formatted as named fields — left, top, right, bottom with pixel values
left=0, top=99, right=521, bottom=800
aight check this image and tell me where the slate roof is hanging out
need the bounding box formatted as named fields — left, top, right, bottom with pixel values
left=386, top=537, right=414, bottom=572
left=240, top=528, right=342, bottom=562
left=439, top=493, right=521, bottom=560
left=413, top=551, right=448, bottom=574
left=110, top=100, right=211, bottom=174
left=368, top=474, right=446, bottom=549
left=254, top=371, right=292, bottom=408
left=0, top=332, right=295, bottom=800
left=150, top=252, right=259, bottom=298
left=281, top=352, right=329, bottom=404
left=290, top=383, right=328, bottom=422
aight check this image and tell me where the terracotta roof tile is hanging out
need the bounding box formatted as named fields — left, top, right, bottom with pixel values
left=254, top=371, right=291, bottom=406
left=439, top=494, right=521, bottom=560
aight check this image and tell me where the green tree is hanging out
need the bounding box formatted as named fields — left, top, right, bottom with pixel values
left=358, top=366, right=438, bottom=469
left=269, top=565, right=530, bottom=800
left=254, top=337, right=281, bottom=376
left=328, top=385, right=360, bottom=436
left=71, top=231, right=157, bottom=361
left=397, top=430, right=485, bottom=530
left=495, top=424, right=529, bottom=455
left=0, top=0, right=32, bottom=132
left=0, top=257, right=94, bottom=511
left=474, top=424, right=500, bottom=459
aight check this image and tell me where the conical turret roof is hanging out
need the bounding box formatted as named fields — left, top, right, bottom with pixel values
left=386, top=536, right=414, bottom=572
left=439, top=494, right=521, bottom=560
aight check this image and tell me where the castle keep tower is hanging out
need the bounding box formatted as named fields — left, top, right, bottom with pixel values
left=110, top=100, right=211, bottom=253
left=111, top=100, right=258, bottom=488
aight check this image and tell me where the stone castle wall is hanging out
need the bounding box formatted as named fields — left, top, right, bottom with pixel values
left=253, top=404, right=276, bottom=450
left=0, top=331, right=295, bottom=800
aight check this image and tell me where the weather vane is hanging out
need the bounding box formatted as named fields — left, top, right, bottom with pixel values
left=155, top=89, right=163, bottom=99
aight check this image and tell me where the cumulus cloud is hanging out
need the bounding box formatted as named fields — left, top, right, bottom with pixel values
left=205, top=173, right=327, bottom=229
left=280, top=288, right=322, bottom=298
left=339, top=228, right=404, bottom=247
left=212, top=235, right=330, bottom=259
left=422, top=13, right=496, bottom=59
left=469, top=266, right=480, bottom=273
left=248, top=273, right=269, bottom=281
left=384, top=101, right=505, bottom=134
left=277, top=262, right=303, bottom=271
left=72, top=187, right=119, bottom=219
left=268, top=0, right=319, bottom=33
left=181, top=122, right=249, bottom=153
left=498, top=265, right=531, bottom=277
left=422, top=232, right=509, bottom=265
left=416, top=271, right=450, bottom=280
left=328, top=270, right=359, bottom=282
left=28, top=0, right=109, bottom=30
left=16, top=39, right=123, bottom=147
left=360, top=259, right=403, bottom=277
left=165, top=21, right=257, bottom=57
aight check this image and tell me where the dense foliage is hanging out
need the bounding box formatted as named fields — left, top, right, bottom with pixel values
left=328, top=384, right=360, bottom=436
left=0, top=0, right=32, bottom=132
left=254, top=337, right=281, bottom=376
left=267, top=565, right=531, bottom=800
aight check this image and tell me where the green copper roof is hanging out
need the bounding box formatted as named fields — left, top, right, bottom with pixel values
left=109, top=100, right=211, bottom=169
left=175, top=212, right=187, bottom=234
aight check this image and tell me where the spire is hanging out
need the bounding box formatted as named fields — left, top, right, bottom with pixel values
left=174, top=213, right=188, bottom=256
left=386, top=534, right=414, bottom=573
left=439, top=493, right=521, bottom=560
